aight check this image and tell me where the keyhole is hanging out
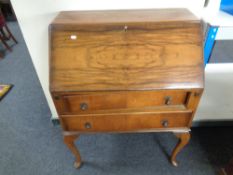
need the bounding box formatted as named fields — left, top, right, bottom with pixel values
left=70, top=35, right=77, bottom=40
left=124, top=25, right=128, bottom=32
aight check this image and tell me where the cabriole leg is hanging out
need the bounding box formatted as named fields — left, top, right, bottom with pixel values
left=170, top=132, right=190, bottom=167
left=63, top=134, right=82, bottom=168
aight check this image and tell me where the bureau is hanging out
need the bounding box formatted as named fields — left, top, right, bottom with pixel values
left=49, top=9, right=204, bottom=168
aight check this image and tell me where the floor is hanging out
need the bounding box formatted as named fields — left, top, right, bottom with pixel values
left=0, top=22, right=233, bottom=175
left=209, top=40, right=233, bottom=63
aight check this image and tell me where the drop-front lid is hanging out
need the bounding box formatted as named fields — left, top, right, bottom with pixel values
left=49, top=9, right=204, bottom=92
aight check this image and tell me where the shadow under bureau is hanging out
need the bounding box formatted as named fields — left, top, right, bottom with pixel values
left=49, top=9, right=204, bottom=168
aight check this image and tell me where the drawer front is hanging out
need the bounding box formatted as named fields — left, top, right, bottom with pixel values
left=54, top=91, right=189, bottom=114
left=60, top=112, right=192, bottom=132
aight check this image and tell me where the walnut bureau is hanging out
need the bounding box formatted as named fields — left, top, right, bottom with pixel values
left=49, top=9, right=204, bottom=168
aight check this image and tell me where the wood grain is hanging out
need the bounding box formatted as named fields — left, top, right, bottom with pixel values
left=51, top=9, right=199, bottom=27
left=50, top=10, right=203, bottom=92
left=61, top=111, right=192, bottom=132
left=185, top=90, right=204, bottom=126
left=53, top=90, right=188, bottom=114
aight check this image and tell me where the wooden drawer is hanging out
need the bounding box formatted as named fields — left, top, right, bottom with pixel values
left=53, top=90, right=189, bottom=114
left=60, top=111, right=192, bottom=132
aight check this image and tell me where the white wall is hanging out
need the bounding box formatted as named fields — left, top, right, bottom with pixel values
left=195, top=64, right=233, bottom=121
left=11, top=0, right=233, bottom=121
left=203, top=0, right=233, bottom=40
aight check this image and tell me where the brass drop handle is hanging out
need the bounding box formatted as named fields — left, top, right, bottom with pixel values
left=80, top=103, right=88, bottom=111
left=164, top=96, right=172, bottom=105
left=84, top=122, right=92, bottom=129
left=162, top=120, right=169, bottom=127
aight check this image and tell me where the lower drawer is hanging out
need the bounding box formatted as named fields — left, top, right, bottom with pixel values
left=60, top=112, right=192, bottom=132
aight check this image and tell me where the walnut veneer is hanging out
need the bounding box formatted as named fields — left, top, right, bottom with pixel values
left=49, top=9, right=204, bottom=168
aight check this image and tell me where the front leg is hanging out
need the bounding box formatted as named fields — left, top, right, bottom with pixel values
left=170, top=132, right=190, bottom=167
left=63, top=134, right=82, bottom=168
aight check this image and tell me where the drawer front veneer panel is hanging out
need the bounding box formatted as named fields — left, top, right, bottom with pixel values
left=61, top=112, right=192, bottom=132
left=54, top=90, right=189, bottom=114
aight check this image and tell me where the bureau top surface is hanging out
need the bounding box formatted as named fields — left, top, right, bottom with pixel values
left=51, top=8, right=199, bottom=26
left=50, top=9, right=204, bottom=92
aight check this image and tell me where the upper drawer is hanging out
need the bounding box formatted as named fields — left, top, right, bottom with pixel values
left=53, top=90, right=189, bottom=114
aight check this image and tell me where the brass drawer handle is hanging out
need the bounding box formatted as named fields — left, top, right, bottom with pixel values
left=162, top=120, right=169, bottom=127
left=84, top=122, right=92, bottom=129
left=80, top=103, right=88, bottom=111
left=164, top=96, right=172, bottom=105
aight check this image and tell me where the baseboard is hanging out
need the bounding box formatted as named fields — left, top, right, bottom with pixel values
left=50, top=118, right=233, bottom=127
left=192, top=120, right=233, bottom=127
left=51, top=118, right=60, bottom=126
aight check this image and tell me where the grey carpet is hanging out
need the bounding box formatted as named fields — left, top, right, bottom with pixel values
left=0, top=22, right=233, bottom=175
left=209, top=40, right=233, bottom=63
